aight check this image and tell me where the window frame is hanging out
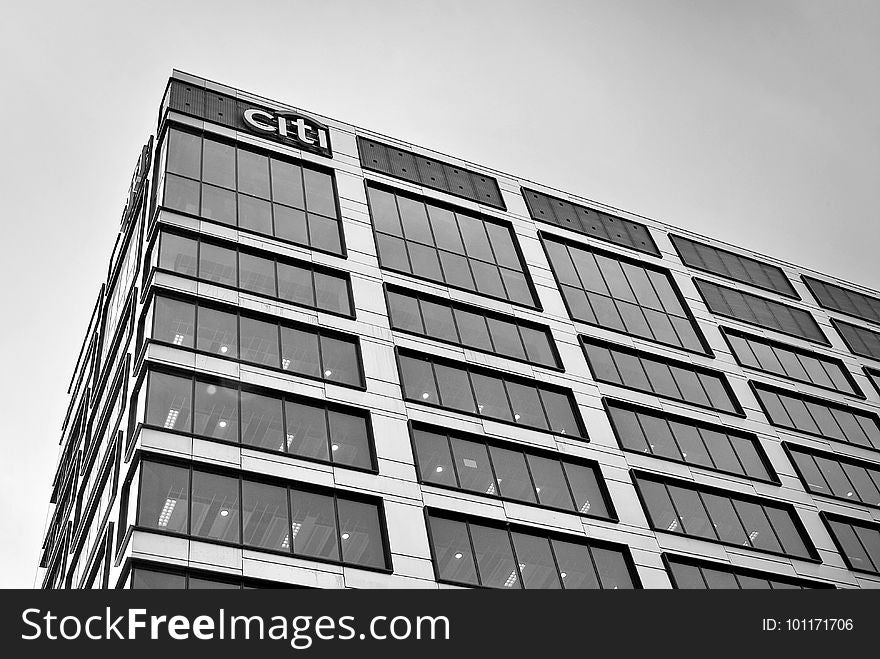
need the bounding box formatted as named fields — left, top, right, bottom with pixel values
left=395, top=347, right=588, bottom=439
left=384, top=283, right=563, bottom=371
left=144, top=287, right=365, bottom=391
left=134, top=364, right=378, bottom=474
left=662, top=553, right=833, bottom=589
left=541, top=232, right=712, bottom=356
left=133, top=452, right=391, bottom=572
left=803, top=274, right=880, bottom=327
left=157, top=122, right=346, bottom=258
left=603, top=398, right=779, bottom=485
left=833, top=318, right=880, bottom=363
left=720, top=327, right=863, bottom=399
left=669, top=234, right=799, bottom=299
left=820, top=511, right=880, bottom=577
left=631, top=470, right=820, bottom=562
left=783, top=442, right=880, bottom=510
left=409, top=421, right=616, bottom=521
left=423, top=507, right=641, bottom=590
left=581, top=336, right=745, bottom=417
left=750, top=381, right=880, bottom=454
left=365, top=181, right=541, bottom=310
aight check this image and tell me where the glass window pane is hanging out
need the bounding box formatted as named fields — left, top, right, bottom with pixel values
left=451, top=438, right=496, bottom=495
left=608, top=406, right=650, bottom=452
left=270, top=159, right=304, bottom=209
left=397, top=196, right=433, bottom=244
left=138, top=461, right=189, bottom=533
left=198, top=242, right=237, bottom=287
left=202, top=139, right=235, bottom=189
left=240, top=390, right=285, bottom=451
left=308, top=213, right=342, bottom=254
left=668, top=486, right=714, bottom=539
left=613, top=351, right=651, bottom=391
left=146, top=371, right=193, bottom=433
left=273, top=204, right=308, bottom=245
left=583, top=343, right=621, bottom=384
left=669, top=366, right=711, bottom=407
left=387, top=290, right=424, bottom=334
left=328, top=410, right=372, bottom=469
left=188, top=577, right=239, bottom=590
left=527, top=455, right=573, bottom=511
left=471, top=373, right=513, bottom=421
left=489, top=446, right=536, bottom=503
left=637, top=414, right=681, bottom=461
left=734, top=500, right=782, bottom=553
left=240, top=316, right=280, bottom=368
left=320, top=335, right=362, bottom=386
left=427, top=205, right=463, bottom=253
left=519, top=325, right=556, bottom=367
left=703, top=568, right=740, bottom=589
left=285, top=400, right=328, bottom=461
left=842, top=463, right=880, bottom=506
left=367, top=186, right=402, bottom=236
left=197, top=306, right=238, bottom=358
left=191, top=470, right=240, bottom=543
left=790, top=451, right=829, bottom=495
left=470, top=524, right=519, bottom=589
left=238, top=194, right=273, bottom=236
left=421, top=299, right=458, bottom=343
left=729, top=435, right=770, bottom=480
left=289, top=489, right=338, bottom=561
left=828, top=521, right=872, bottom=571
left=563, top=462, right=609, bottom=517
left=591, top=547, right=635, bottom=589
left=435, top=364, right=476, bottom=413
left=412, top=429, right=456, bottom=487
left=153, top=296, right=195, bottom=348
left=470, top=261, right=506, bottom=298
left=399, top=355, right=438, bottom=403
left=237, top=149, right=270, bottom=199
left=668, top=562, right=706, bottom=589
left=813, top=456, right=854, bottom=498
left=314, top=272, right=351, bottom=316
left=131, top=568, right=186, bottom=589
left=303, top=168, right=337, bottom=218
left=193, top=380, right=239, bottom=442
left=408, top=242, right=444, bottom=281
left=486, top=318, right=526, bottom=361
left=512, top=533, right=561, bottom=589
left=428, top=516, right=477, bottom=585
left=485, top=223, right=521, bottom=270
left=238, top=252, right=277, bottom=297
left=457, top=214, right=494, bottom=262
left=277, top=262, right=315, bottom=308
left=376, top=233, right=411, bottom=273
left=453, top=308, right=493, bottom=351
left=166, top=129, right=201, bottom=179
left=668, top=421, right=712, bottom=468
left=551, top=539, right=600, bottom=589
left=201, top=184, right=237, bottom=226
left=280, top=326, right=320, bottom=378
left=337, top=499, right=385, bottom=568
left=539, top=389, right=581, bottom=436
left=159, top=232, right=198, bottom=276
left=242, top=481, right=289, bottom=551
left=637, top=479, right=679, bottom=532
left=163, top=174, right=200, bottom=215
left=505, top=381, right=548, bottom=430
left=702, top=429, right=744, bottom=475
left=701, top=493, right=747, bottom=545
left=764, top=507, right=810, bottom=559
left=439, top=251, right=475, bottom=290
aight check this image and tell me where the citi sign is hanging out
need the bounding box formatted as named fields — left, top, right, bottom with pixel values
left=242, top=108, right=332, bottom=157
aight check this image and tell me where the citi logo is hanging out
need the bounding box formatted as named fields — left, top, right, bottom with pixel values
left=242, top=108, right=331, bottom=156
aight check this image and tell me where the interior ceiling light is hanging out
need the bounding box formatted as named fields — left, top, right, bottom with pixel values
left=454, top=552, right=463, bottom=560
left=218, top=420, right=227, bottom=428
left=220, top=346, right=228, bottom=353
left=164, top=409, right=180, bottom=429
left=421, top=392, right=430, bottom=399
left=341, top=533, right=350, bottom=540
left=173, top=334, right=186, bottom=346
left=158, top=498, right=177, bottom=527
left=220, top=509, right=229, bottom=517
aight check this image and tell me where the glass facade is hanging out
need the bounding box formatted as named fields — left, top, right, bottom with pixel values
left=40, top=74, right=879, bottom=590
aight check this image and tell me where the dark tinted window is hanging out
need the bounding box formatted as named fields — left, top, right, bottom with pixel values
left=834, top=319, right=880, bottom=362
left=665, top=555, right=828, bottom=589
left=803, top=276, right=880, bottom=325
left=787, top=444, right=880, bottom=508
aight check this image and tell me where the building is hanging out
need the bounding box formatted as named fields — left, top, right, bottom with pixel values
left=37, top=70, right=880, bottom=590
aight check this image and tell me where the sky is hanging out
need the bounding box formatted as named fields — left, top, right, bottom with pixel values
left=0, top=0, right=877, bottom=588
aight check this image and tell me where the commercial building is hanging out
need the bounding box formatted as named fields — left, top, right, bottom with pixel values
left=38, top=70, right=880, bottom=589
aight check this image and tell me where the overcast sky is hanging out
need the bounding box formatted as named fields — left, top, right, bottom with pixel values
left=0, top=0, right=877, bottom=588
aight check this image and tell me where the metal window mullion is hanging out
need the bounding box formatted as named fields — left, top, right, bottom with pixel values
left=482, top=440, right=504, bottom=501
left=695, top=491, right=722, bottom=542
left=727, top=494, right=755, bottom=550
left=331, top=493, right=345, bottom=566
left=285, top=482, right=295, bottom=556
left=545, top=535, right=566, bottom=590
left=463, top=520, right=483, bottom=588
left=323, top=406, right=333, bottom=465
left=505, top=526, right=526, bottom=590
left=445, top=433, right=464, bottom=490
left=519, top=447, right=542, bottom=505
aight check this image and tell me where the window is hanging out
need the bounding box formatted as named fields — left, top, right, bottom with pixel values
left=154, top=229, right=353, bottom=317
left=425, top=511, right=638, bottom=589
left=543, top=235, right=706, bottom=353
left=833, top=319, right=880, bottom=362
left=803, top=275, right=880, bottom=326
left=785, top=443, right=880, bottom=508
left=669, top=235, right=797, bottom=298
left=522, top=188, right=659, bottom=256
left=358, top=137, right=505, bottom=209
left=137, top=458, right=388, bottom=570
left=867, top=368, right=880, bottom=397
left=633, top=472, right=817, bottom=561
left=386, top=285, right=561, bottom=368
left=367, top=184, right=536, bottom=307
left=722, top=328, right=861, bottom=397
left=411, top=423, right=614, bottom=518
left=694, top=279, right=828, bottom=345
left=822, top=513, right=880, bottom=576
left=160, top=128, right=343, bottom=255
left=130, top=566, right=275, bottom=589
left=582, top=337, right=742, bottom=415
left=664, top=555, right=830, bottom=589
left=752, top=382, right=880, bottom=452
left=149, top=293, right=363, bottom=388
left=397, top=349, right=585, bottom=437
left=141, top=367, right=376, bottom=471
left=605, top=400, right=775, bottom=482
